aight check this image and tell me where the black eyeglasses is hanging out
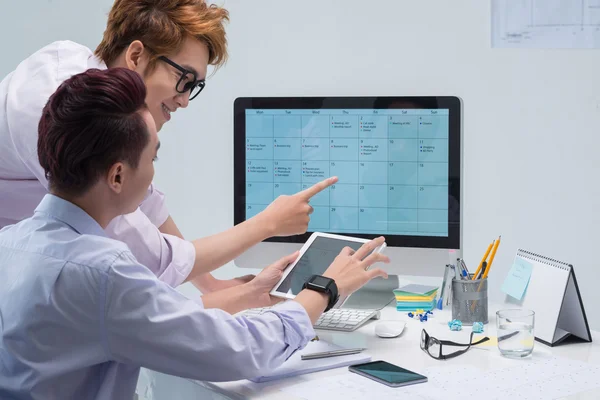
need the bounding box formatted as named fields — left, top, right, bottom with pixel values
left=158, top=56, right=205, bottom=100
left=420, top=329, right=489, bottom=360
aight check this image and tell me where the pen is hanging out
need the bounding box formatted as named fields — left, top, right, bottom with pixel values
left=438, top=265, right=450, bottom=309
left=478, top=261, right=487, bottom=280
left=472, top=241, right=494, bottom=281
left=301, top=348, right=367, bottom=360
left=454, top=261, right=462, bottom=280
left=456, top=259, right=467, bottom=280
left=461, top=268, right=468, bottom=280
left=460, top=259, right=470, bottom=278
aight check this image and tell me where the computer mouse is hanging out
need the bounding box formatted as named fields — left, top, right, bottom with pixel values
left=375, top=320, right=406, bottom=338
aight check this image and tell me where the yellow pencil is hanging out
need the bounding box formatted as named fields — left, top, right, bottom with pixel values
left=483, top=235, right=501, bottom=279
left=471, top=236, right=501, bottom=312
left=472, top=240, right=494, bottom=280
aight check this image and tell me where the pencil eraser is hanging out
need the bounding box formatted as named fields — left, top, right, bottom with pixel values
left=472, top=322, right=484, bottom=333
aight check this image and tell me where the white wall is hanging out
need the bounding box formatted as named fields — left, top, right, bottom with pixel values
left=2, top=0, right=600, bottom=329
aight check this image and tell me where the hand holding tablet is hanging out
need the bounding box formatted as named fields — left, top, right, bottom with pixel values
left=270, top=232, right=389, bottom=308
left=320, top=237, right=389, bottom=299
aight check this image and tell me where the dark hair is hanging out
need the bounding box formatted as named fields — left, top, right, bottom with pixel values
left=38, top=68, right=149, bottom=197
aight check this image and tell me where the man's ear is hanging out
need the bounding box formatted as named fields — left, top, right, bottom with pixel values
left=107, top=162, right=125, bottom=194
left=124, top=40, right=149, bottom=73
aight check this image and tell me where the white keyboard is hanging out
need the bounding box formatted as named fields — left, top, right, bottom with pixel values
left=240, top=307, right=381, bottom=332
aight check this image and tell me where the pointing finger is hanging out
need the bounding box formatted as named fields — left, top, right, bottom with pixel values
left=339, top=246, right=355, bottom=257
left=353, top=236, right=385, bottom=261
left=297, top=176, right=338, bottom=199
left=367, top=268, right=388, bottom=280
left=361, top=252, right=390, bottom=268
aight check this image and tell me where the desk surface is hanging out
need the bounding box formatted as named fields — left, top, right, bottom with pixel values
left=136, top=303, right=600, bottom=400
left=165, top=304, right=598, bottom=400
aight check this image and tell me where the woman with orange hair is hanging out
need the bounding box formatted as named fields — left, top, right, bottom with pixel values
left=0, top=0, right=336, bottom=294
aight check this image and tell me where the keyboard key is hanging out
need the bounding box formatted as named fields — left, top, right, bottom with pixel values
left=241, top=307, right=377, bottom=332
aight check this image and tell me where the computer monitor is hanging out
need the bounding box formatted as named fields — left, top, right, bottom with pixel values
left=233, top=97, right=461, bottom=277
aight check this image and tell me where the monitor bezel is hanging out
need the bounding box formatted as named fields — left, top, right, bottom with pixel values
left=233, top=96, right=461, bottom=249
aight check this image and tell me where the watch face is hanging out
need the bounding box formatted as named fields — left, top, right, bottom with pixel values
left=311, top=275, right=331, bottom=288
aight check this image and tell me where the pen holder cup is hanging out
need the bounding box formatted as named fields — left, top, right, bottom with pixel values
left=451, top=278, right=488, bottom=325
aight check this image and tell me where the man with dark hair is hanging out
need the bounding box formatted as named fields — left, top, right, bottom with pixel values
left=0, top=0, right=336, bottom=295
left=0, top=68, right=388, bottom=400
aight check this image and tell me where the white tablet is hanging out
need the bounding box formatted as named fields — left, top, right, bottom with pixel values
left=269, top=232, right=387, bottom=305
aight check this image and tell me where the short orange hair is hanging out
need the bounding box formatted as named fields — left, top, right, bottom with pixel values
left=95, top=0, right=229, bottom=70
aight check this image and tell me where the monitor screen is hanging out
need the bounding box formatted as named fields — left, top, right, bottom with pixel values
left=234, top=97, right=460, bottom=249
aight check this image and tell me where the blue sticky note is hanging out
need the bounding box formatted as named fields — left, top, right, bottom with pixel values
left=501, top=258, right=533, bottom=300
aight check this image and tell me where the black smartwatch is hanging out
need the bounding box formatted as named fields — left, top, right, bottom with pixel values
left=302, top=275, right=339, bottom=313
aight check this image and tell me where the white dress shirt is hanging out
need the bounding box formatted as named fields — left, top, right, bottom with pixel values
left=0, top=194, right=315, bottom=400
left=0, top=41, right=195, bottom=287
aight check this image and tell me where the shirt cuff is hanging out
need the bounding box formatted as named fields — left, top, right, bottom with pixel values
left=139, top=184, right=169, bottom=228
left=266, top=300, right=316, bottom=352
left=160, top=233, right=196, bottom=287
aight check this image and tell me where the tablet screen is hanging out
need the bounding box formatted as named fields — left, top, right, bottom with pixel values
left=274, top=236, right=370, bottom=296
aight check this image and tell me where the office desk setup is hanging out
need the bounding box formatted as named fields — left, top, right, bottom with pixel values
left=135, top=97, right=596, bottom=399
left=137, top=301, right=600, bottom=400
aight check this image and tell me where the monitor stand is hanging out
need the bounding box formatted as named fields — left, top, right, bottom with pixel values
left=340, top=275, right=399, bottom=310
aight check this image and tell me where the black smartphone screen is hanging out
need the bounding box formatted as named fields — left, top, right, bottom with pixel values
left=350, top=361, right=427, bottom=385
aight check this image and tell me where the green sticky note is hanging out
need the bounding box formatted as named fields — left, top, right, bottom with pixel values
left=501, top=258, right=533, bottom=300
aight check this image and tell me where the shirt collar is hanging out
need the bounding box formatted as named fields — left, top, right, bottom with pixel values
left=89, top=54, right=107, bottom=70
left=34, top=194, right=107, bottom=237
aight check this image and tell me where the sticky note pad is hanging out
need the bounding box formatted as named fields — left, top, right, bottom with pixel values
left=474, top=335, right=497, bottom=347
left=501, top=258, right=533, bottom=300
left=394, top=284, right=438, bottom=295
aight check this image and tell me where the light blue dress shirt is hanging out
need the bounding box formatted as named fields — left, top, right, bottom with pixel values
left=0, top=195, right=315, bottom=400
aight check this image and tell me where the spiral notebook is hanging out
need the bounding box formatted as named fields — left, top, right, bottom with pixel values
left=507, top=249, right=591, bottom=346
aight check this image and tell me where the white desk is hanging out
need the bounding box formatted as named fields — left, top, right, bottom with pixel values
left=137, top=303, right=600, bottom=400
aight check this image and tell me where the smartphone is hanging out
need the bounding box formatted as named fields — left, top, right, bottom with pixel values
left=348, top=360, right=428, bottom=388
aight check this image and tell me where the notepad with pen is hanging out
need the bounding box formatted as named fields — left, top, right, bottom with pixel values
left=247, top=340, right=371, bottom=383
